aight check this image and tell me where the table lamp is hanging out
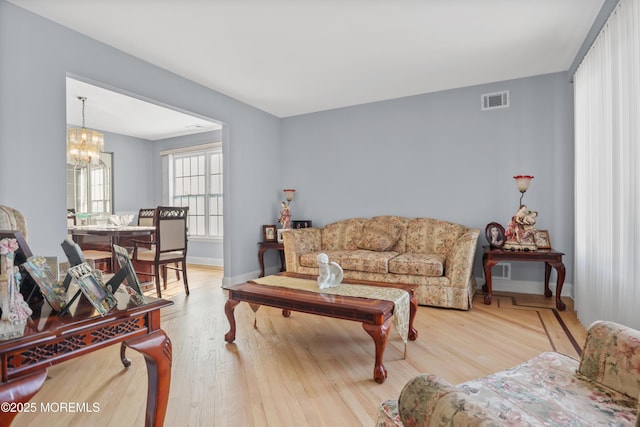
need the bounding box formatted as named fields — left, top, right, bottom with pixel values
left=514, top=175, right=534, bottom=207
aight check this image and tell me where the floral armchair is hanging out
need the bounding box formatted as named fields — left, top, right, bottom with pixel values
left=376, top=320, right=640, bottom=426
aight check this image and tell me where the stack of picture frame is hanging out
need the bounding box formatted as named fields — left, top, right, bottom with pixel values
left=20, top=239, right=147, bottom=316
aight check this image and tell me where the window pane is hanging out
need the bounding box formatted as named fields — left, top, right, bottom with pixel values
left=169, top=149, right=223, bottom=238
left=211, top=153, right=221, bottom=174
left=196, top=195, right=204, bottom=213
left=209, top=196, right=218, bottom=215
left=190, top=176, right=198, bottom=194
left=210, top=175, right=220, bottom=194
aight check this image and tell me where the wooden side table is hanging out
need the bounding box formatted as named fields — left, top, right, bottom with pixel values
left=482, top=246, right=566, bottom=310
left=0, top=294, right=173, bottom=427
left=258, top=241, right=285, bottom=277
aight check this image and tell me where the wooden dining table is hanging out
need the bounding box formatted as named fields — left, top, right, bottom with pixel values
left=68, top=225, right=155, bottom=269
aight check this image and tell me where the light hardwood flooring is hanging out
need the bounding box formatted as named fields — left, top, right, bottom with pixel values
left=14, top=266, right=587, bottom=427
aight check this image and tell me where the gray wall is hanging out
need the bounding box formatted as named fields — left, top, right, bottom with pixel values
left=282, top=73, right=575, bottom=290
left=0, top=1, right=281, bottom=283
left=103, top=131, right=155, bottom=215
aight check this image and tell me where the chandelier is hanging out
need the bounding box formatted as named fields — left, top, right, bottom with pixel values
left=67, top=96, right=104, bottom=166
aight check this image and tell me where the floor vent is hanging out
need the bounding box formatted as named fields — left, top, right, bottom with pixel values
left=492, top=262, right=511, bottom=279
left=481, top=90, right=510, bottom=111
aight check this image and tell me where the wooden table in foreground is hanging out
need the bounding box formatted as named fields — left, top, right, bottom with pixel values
left=223, top=272, right=418, bottom=384
left=0, top=291, right=173, bottom=427
left=482, top=246, right=566, bottom=310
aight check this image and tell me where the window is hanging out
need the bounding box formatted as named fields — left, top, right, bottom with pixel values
left=164, top=144, right=223, bottom=238
left=67, top=152, right=112, bottom=214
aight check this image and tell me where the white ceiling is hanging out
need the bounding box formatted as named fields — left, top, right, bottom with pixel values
left=66, top=78, right=221, bottom=140
left=12, top=0, right=605, bottom=128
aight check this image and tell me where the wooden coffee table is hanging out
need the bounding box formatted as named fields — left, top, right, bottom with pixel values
left=222, top=272, right=418, bottom=384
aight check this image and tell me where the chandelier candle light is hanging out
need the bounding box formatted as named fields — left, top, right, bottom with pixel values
left=67, top=96, right=104, bottom=166
left=514, top=175, right=534, bottom=207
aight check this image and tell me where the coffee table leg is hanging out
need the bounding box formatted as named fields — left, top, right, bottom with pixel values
left=408, top=294, right=418, bottom=340
left=363, top=320, right=390, bottom=384
left=224, top=299, right=241, bottom=342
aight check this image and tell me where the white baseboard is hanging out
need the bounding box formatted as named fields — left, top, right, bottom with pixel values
left=475, top=276, right=574, bottom=299
left=222, top=269, right=259, bottom=287
left=187, top=256, right=223, bottom=267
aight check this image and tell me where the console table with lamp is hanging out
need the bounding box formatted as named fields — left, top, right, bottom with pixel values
left=482, top=175, right=567, bottom=311
left=258, top=188, right=299, bottom=277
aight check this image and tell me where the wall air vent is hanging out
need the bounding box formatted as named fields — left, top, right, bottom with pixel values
left=481, top=90, right=510, bottom=111
left=492, top=262, right=511, bottom=279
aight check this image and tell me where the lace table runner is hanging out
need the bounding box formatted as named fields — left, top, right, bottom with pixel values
left=250, top=275, right=409, bottom=345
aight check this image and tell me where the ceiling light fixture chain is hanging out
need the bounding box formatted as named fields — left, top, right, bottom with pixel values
left=79, top=96, right=87, bottom=128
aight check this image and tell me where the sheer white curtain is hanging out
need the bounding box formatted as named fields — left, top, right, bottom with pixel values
left=574, top=0, right=640, bottom=329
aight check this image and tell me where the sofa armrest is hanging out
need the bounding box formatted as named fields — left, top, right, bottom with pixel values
left=283, top=228, right=322, bottom=273
left=579, top=320, right=640, bottom=400
left=444, top=228, right=480, bottom=289
left=398, top=374, right=503, bottom=426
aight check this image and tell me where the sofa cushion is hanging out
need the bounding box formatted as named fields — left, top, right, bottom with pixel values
left=355, top=216, right=406, bottom=252
left=388, top=253, right=444, bottom=277
left=405, top=218, right=467, bottom=257
left=299, top=251, right=348, bottom=268
left=355, top=229, right=399, bottom=251
left=321, top=218, right=366, bottom=251
left=340, top=250, right=399, bottom=274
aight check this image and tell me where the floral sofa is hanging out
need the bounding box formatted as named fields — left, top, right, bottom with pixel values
left=282, top=216, right=480, bottom=310
left=376, top=320, right=640, bottom=426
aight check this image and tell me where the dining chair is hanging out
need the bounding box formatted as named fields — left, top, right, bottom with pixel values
left=137, top=208, right=155, bottom=227
left=131, top=206, right=189, bottom=298
left=138, top=207, right=181, bottom=281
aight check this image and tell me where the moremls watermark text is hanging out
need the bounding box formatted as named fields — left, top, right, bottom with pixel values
left=1, top=401, right=100, bottom=413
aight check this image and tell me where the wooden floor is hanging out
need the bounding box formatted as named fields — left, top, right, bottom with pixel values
left=14, top=266, right=587, bottom=427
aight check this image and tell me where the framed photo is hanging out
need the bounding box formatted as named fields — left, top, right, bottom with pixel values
left=277, top=228, right=285, bottom=243
left=23, top=256, right=69, bottom=311
left=67, top=262, right=117, bottom=316
left=485, top=222, right=505, bottom=249
left=263, top=224, right=277, bottom=242
left=113, top=244, right=145, bottom=305
left=535, top=230, right=551, bottom=250
left=292, top=220, right=312, bottom=229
